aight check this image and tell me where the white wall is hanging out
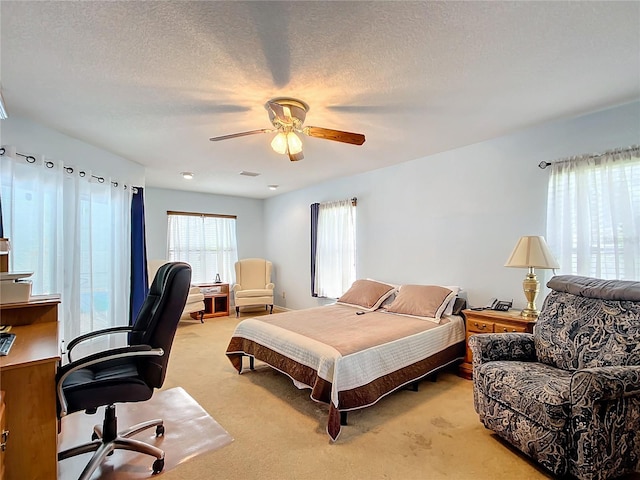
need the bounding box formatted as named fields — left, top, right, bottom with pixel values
left=144, top=188, right=264, bottom=272
left=3, top=103, right=638, bottom=311
left=0, top=116, right=145, bottom=184
left=264, top=101, right=640, bottom=311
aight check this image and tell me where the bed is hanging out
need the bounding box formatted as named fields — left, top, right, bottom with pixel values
left=225, top=280, right=467, bottom=441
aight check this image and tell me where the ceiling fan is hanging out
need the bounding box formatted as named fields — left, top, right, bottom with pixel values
left=209, top=97, right=366, bottom=161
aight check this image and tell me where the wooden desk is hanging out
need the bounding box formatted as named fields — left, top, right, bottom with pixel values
left=0, top=296, right=60, bottom=480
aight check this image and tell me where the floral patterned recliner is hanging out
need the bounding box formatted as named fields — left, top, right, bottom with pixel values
left=469, top=275, right=640, bottom=480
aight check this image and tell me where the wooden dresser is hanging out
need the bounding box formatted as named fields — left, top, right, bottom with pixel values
left=458, top=308, right=536, bottom=380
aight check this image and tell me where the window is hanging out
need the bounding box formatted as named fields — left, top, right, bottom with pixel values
left=167, top=211, right=238, bottom=285
left=0, top=146, right=132, bottom=357
left=546, top=146, right=640, bottom=280
left=311, top=198, right=357, bottom=298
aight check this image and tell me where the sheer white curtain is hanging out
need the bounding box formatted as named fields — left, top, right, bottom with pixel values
left=546, top=146, right=640, bottom=280
left=315, top=199, right=356, bottom=298
left=0, top=147, right=64, bottom=295
left=167, top=213, right=238, bottom=284
left=62, top=170, right=132, bottom=351
left=0, top=146, right=133, bottom=357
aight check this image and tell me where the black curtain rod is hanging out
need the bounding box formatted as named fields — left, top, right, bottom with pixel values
left=538, top=145, right=640, bottom=169
left=0, top=146, right=140, bottom=192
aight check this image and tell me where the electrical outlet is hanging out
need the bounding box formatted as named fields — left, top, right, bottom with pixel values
left=282, top=291, right=286, bottom=299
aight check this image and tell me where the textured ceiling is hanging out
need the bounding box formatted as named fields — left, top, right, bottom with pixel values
left=1, top=1, right=639, bottom=198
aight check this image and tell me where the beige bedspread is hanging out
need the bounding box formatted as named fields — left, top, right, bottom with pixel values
left=226, top=304, right=465, bottom=440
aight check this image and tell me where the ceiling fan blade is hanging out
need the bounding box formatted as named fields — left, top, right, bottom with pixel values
left=209, top=129, right=273, bottom=142
left=303, top=126, right=366, bottom=146
left=288, top=150, right=304, bottom=162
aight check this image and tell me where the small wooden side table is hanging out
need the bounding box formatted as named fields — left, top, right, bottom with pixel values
left=458, top=308, right=536, bottom=380
left=192, top=283, right=230, bottom=319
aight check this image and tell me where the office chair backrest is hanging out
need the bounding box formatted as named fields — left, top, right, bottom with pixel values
left=129, top=261, right=191, bottom=388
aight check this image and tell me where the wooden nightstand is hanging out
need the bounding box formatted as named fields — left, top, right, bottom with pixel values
left=192, top=283, right=230, bottom=319
left=458, top=308, right=536, bottom=380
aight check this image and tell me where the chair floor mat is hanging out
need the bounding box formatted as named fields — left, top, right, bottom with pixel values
left=58, top=386, right=233, bottom=479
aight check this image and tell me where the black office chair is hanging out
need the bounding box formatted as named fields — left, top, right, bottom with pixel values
left=57, top=262, right=191, bottom=480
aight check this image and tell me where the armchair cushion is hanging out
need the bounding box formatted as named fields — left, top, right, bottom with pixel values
left=475, top=360, right=572, bottom=431
left=235, top=288, right=274, bottom=299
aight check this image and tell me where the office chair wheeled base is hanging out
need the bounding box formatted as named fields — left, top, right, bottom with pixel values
left=59, top=404, right=165, bottom=480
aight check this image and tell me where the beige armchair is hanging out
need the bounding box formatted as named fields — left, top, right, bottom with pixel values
left=148, top=259, right=205, bottom=322
left=233, top=258, right=274, bottom=317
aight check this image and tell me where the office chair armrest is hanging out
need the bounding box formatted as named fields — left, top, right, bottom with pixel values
left=57, top=345, right=164, bottom=416
left=67, top=325, right=134, bottom=362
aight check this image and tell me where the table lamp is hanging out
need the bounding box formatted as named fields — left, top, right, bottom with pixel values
left=505, top=235, right=559, bottom=318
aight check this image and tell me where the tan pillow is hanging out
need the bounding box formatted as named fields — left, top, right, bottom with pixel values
left=385, top=285, right=455, bottom=322
left=336, top=279, right=397, bottom=311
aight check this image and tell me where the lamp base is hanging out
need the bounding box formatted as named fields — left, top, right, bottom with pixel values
left=521, top=269, right=540, bottom=319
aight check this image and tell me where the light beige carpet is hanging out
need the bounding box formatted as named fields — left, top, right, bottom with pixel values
left=156, top=310, right=556, bottom=480
left=90, top=310, right=639, bottom=480
left=58, top=386, right=233, bottom=479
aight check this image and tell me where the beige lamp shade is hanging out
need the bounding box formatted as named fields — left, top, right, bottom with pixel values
left=505, top=235, right=559, bottom=269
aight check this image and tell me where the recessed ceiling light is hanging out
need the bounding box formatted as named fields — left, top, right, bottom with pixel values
left=181, top=172, right=194, bottom=180
left=268, top=185, right=279, bottom=190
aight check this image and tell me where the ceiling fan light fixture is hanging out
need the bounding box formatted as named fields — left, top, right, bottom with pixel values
left=209, top=97, right=365, bottom=161
left=286, top=132, right=303, bottom=154
left=270, top=132, right=288, bottom=154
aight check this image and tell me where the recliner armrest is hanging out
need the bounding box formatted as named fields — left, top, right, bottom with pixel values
left=570, top=365, right=640, bottom=404
left=469, top=333, right=536, bottom=366
left=232, top=283, right=241, bottom=293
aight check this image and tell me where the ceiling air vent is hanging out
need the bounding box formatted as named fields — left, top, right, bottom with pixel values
left=239, top=171, right=260, bottom=177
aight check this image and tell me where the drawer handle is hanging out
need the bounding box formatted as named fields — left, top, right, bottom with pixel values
left=1, top=429, right=8, bottom=451
left=473, top=322, right=487, bottom=329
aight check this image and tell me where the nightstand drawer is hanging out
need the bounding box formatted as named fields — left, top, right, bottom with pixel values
left=468, top=320, right=494, bottom=333
left=493, top=320, right=528, bottom=333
